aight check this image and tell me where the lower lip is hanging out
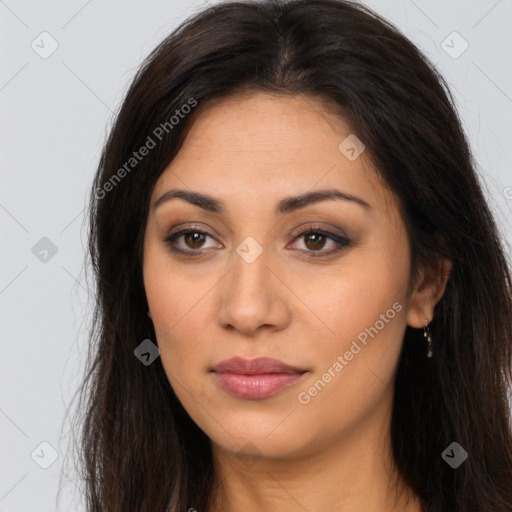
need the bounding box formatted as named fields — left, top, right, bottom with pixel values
left=213, top=372, right=306, bottom=399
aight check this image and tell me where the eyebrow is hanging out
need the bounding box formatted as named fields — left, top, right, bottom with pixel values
left=152, top=188, right=372, bottom=214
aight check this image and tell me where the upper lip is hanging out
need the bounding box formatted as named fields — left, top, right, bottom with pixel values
left=212, top=356, right=307, bottom=375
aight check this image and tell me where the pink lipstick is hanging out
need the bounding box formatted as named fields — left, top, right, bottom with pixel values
left=211, top=356, right=307, bottom=399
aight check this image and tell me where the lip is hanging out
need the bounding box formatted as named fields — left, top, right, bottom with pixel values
left=212, top=356, right=307, bottom=374
left=211, top=357, right=308, bottom=399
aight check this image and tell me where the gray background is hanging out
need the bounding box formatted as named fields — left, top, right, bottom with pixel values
left=1, top=0, right=511, bottom=510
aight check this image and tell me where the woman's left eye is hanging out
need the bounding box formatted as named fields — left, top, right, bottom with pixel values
left=164, top=227, right=350, bottom=257
left=289, top=229, right=350, bottom=256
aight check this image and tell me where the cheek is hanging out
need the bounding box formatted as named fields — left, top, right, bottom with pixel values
left=143, top=253, right=218, bottom=387
left=144, top=237, right=207, bottom=332
left=294, top=272, right=409, bottom=436
left=301, top=232, right=411, bottom=402
left=310, top=247, right=409, bottom=343
left=145, top=276, right=203, bottom=352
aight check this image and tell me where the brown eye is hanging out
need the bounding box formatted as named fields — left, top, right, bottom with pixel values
left=182, top=231, right=207, bottom=249
left=165, top=229, right=219, bottom=254
left=303, top=232, right=327, bottom=251
left=290, top=228, right=350, bottom=257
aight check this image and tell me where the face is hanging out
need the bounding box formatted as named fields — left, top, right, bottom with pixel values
left=143, top=91, right=437, bottom=462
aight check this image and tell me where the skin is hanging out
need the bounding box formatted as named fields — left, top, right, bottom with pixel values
left=143, top=91, right=452, bottom=512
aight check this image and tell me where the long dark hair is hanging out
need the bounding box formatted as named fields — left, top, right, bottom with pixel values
left=68, top=1, right=512, bottom=510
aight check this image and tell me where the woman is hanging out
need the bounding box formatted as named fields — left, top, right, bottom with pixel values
left=72, top=0, right=512, bottom=510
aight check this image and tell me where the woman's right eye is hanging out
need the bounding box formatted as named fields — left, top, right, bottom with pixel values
left=165, top=228, right=220, bottom=255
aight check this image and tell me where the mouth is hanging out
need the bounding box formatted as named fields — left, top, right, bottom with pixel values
left=211, top=356, right=308, bottom=400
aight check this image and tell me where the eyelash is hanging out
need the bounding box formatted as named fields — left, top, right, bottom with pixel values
left=164, top=225, right=350, bottom=258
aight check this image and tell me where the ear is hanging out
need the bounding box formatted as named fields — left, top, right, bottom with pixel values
left=147, top=310, right=152, bottom=319
left=406, top=258, right=452, bottom=328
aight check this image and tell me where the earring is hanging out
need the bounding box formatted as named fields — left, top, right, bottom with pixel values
left=424, top=320, right=433, bottom=358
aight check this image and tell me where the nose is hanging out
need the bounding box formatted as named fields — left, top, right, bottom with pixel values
left=215, top=246, right=291, bottom=336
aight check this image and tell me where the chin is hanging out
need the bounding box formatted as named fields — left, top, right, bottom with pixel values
left=206, top=410, right=312, bottom=458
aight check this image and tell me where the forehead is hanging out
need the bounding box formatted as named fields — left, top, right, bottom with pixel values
left=174, top=91, right=355, bottom=159
left=152, top=91, right=394, bottom=215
